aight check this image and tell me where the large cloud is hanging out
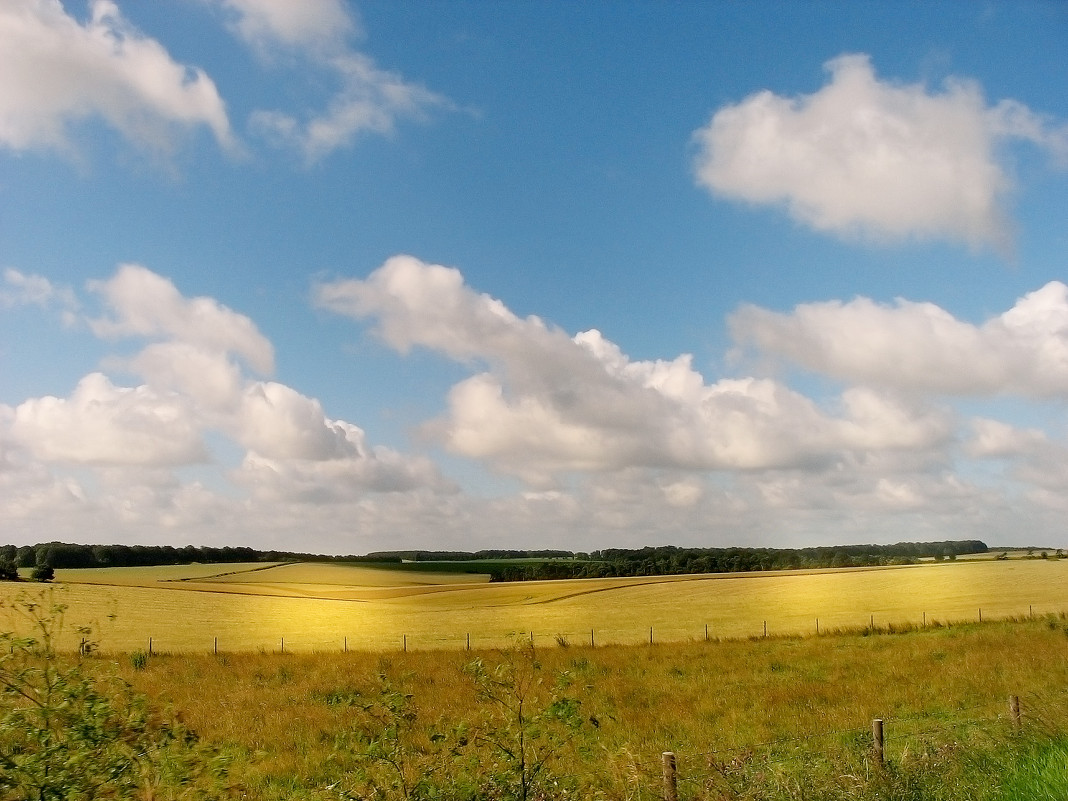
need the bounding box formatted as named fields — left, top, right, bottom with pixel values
left=693, top=54, right=1068, bottom=251
left=0, top=0, right=235, bottom=157
left=317, top=256, right=954, bottom=484
left=730, top=281, right=1068, bottom=397
left=9, top=372, right=207, bottom=466
left=2, top=264, right=449, bottom=525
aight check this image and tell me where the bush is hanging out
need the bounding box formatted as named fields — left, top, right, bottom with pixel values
left=0, top=590, right=232, bottom=800
left=0, top=559, right=17, bottom=582
left=30, top=564, right=54, bottom=582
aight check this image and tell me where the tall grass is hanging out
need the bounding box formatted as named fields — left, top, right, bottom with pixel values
left=96, top=615, right=1068, bottom=800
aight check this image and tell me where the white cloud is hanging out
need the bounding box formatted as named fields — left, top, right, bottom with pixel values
left=0, top=0, right=235, bottom=157
left=88, top=263, right=275, bottom=375
left=1, top=268, right=78, bottom=316
left=693, top=53, right=1068, bottom=251
left=211, top=0, right=356, bottom=54
left=2, top=262, right=450, bottom=544
left=964, top=418, right=1047, bottom=459
left=209, top=0, right=452, bottom=163
left=8, top=372, right=208, bottom=466
left=730, top=281, right=1068, bottom=398
left=318, top=256, right=954, bottom=484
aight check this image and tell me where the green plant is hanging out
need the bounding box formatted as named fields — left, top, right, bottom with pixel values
left=344, top=672, right=470, bottom=801
left=464, top=642, right=584, bottom=801
left=29, top=564, right=53, bottom=582
left=0, top=590, right=231, bottom=800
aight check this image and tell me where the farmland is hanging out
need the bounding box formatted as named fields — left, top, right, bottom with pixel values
left=2, top=556, right=1066, bottom=653
left=3, top=557, right=1068, bottom=799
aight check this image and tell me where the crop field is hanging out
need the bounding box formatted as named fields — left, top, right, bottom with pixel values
left=2, top=557, right=1066, bottom=654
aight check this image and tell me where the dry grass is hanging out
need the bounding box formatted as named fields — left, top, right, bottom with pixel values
left=97, top=615, right=1068, bottom=800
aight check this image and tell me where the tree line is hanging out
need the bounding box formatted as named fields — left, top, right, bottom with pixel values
left=0, top=539, right=990, bottom=582
left=485, top=541, right=990, bottom=582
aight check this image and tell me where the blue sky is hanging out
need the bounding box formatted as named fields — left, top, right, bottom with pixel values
left=2, top=0, right=1067, bottom=554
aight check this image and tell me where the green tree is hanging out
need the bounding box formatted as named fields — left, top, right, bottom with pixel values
left=30, top=564, right=54, bottom=582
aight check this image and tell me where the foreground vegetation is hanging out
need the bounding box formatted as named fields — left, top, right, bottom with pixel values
left=3, top=588, right=1067, bottom=800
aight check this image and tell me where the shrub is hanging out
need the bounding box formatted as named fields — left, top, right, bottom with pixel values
left=0, top=590, right=232, bottom=800
left=30, top=563, right=54, bottom=582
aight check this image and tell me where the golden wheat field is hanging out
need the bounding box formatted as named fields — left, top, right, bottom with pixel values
left=2, top=557, right=1066, bottom=653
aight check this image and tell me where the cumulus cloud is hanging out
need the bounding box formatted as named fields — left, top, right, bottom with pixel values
left=730, top=281, right=1068, bottom=398
left=88, top=263, right=275, bottom=375
left=317, top=256, right=954, bottom=484
left=693, top=53, right=1068, bottom=251
left=964, top=418, right=1047, bottom=459
left=9, top=372, right=207, bottom=466
left=0, top=0, right=235, bottom=157
left=1, top=262, right=449, bottom=535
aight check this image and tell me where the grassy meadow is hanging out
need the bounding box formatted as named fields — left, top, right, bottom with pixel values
left=2, top=556, right=1066, bottom=653
left=94, top=616, right=1068, bottom=799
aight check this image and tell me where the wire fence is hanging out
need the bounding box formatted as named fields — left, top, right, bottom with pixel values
left=651, top=688, right=1068, bottom=800
left=121, top=603, right=1068, bottom=655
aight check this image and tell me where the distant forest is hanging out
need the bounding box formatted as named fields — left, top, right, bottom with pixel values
left=485, top=541, right=990, bottom=581
left=0, top=540, right=992, bottom=580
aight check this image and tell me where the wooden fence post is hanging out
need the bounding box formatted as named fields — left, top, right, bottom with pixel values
left=213, top=637, right=217, bottom=655
left=704, top=623, right=709, bottom=642
left=661, top=751, right=678, bottom=801
left=467, top=633, right=471, bottom=651
left=979, top=608, right=982, bottom=623
left=1010, top=695, right=1021, bottom=729
left=872, top=719, right=884, bottom=766
left=280, top=637, right=284, bottom=654
left=763, top=620, right=767, bottom=638
left=591, top=629, right=595, bottom=647
left=815, top=618, right=819, bottom=635
left=344, top=636, right=347, bottom=653
left=403, top=634, right=407, bottom=653
left=650, top=627, right=654, bottom=645
left=148, top=637, right=152, bottom=656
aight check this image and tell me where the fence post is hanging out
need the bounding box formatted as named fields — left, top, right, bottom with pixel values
left=344, top=636, right=347, bottom=653
left=591, top=629, right=595, bottom=647
left=214, top=636, right=217, bottom=655
left=872, top=719, right=884, bottom=766
left=815, top=618, right=819, bottom=635
left=403, top=634, right=407, bottom=653
left=979, top=608, right=982, bottom=623
left=148, top=637, right=153, bottom=656
left=650, top=627, right=654, bottom=645
left=1010, top=695, right=1021, bottom=729
left=467, top=633, right=471, bottom=651
left=763, top=620, right=767, bottom=638
left=281, top=637, right=284, bottom=654
left=704, top=623, right=709, bottom=642
left=661, top=751, right=678, bottom=801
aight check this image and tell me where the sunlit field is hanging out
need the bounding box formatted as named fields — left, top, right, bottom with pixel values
left=2, top=557, right=1066, bottom=653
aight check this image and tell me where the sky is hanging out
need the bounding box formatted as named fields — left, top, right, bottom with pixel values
left=1, top=0, right=1068, bottom=555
